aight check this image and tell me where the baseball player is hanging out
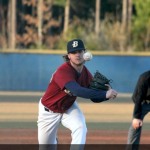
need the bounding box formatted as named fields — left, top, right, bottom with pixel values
left=37, top=39, right=117, bottom=150
left=126, top=70, right=150, bottom=150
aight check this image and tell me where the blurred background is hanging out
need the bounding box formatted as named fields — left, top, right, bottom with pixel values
left=0, top=0, right=150, bottom=51
left=0, top=0, right=150, bottom=144
left=0, top=0, right=150, bottom=92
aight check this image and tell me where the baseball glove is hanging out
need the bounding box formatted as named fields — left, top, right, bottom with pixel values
left=89, top=70, right=113, bottom=103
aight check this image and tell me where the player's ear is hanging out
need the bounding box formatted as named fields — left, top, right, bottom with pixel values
left=68, top=53, right=70, bottom=59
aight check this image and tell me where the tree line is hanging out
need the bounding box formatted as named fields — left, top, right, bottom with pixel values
left=0, top=0, right=150, bottom=51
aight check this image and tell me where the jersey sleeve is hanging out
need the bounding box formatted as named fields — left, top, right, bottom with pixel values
left=54, top=68, right=76, bottom=90
left=132, top=73, right=147, bottom=118
left=65, top=81, right=106, bottom=101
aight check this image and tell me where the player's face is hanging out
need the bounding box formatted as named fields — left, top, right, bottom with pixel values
left=68, top=50, right=85, bottom=66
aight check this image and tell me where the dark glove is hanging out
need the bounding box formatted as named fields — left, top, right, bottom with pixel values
left=89, top=70, right=113, bottom=103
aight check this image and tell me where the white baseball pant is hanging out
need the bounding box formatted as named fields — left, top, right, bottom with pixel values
left=37, top=99, right=87, bottom=149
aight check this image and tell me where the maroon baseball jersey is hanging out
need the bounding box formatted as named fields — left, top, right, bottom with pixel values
left=41, top=61, right=93, bottom=113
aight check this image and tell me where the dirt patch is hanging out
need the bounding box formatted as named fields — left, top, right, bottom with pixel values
left=0, top=128, right=150, bottom=144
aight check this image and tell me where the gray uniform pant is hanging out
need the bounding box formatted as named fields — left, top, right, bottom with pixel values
left=126, top=102, right=150, bottom=150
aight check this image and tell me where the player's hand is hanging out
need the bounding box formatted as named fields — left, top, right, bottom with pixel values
left=132, top=118, right=143, bottom=130
left=106, top=88, right=117, bottom=99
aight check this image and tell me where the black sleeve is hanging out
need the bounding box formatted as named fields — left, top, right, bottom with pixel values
left=132, top=73, right=147, bottom=119
left=65, top=81, right=107, bottom=101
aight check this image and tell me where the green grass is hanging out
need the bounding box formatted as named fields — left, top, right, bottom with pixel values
left=0, top=121, right=150, bottom=131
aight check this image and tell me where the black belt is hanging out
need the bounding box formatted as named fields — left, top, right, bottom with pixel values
left=44, top=107, right=55, bottom=113
left=44, top=107, right=50, bottom=112
left=142, top=100, right=150, bottom=104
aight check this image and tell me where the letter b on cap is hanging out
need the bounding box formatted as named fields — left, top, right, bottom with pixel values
left=72, top=41, right=78, bottom=48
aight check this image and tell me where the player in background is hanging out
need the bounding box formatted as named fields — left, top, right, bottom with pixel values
left=126, top=70, right=150, bottom=150
left=37, top=39, right=117, bottom=150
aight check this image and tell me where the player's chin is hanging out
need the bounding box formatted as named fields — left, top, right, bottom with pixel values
left=77, top=60, right=85, bottom=65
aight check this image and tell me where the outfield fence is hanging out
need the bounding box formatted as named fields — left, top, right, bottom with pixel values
left=1, top=50, right=150, bottom=92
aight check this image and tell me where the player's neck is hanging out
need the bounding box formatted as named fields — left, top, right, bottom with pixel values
left=70, top=62, right=83, bottom=73
left=75, top=66, right=83, bottom=73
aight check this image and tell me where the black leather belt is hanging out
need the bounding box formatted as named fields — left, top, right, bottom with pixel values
left=142, top=100, right=150, bottom=104
left=44, top=107, right=49, bottom=112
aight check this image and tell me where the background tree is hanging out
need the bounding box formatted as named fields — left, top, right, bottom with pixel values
left=63, top=0, right=70, bottom=34
left=11, top=0, right=16, bottom=49
left=127, top=0, right=132, bottom=50
left=95, top=0, right=101, bottom=36
left=7, top=0, right=11, bottom=48
left=132, top=0, right=150, bottom=51
left=127, top=0, right=132, bottom=34
left=38, top=0, right=43, bottom=49
left=0, top=0, right=8, bottom=48
left=122, top=0, right=127, bottom=29
left=120, top=0, right=127, bottom=51
left=0, top=0, right=149, bottom=51
left=16, top=0, right=61, bottom=49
